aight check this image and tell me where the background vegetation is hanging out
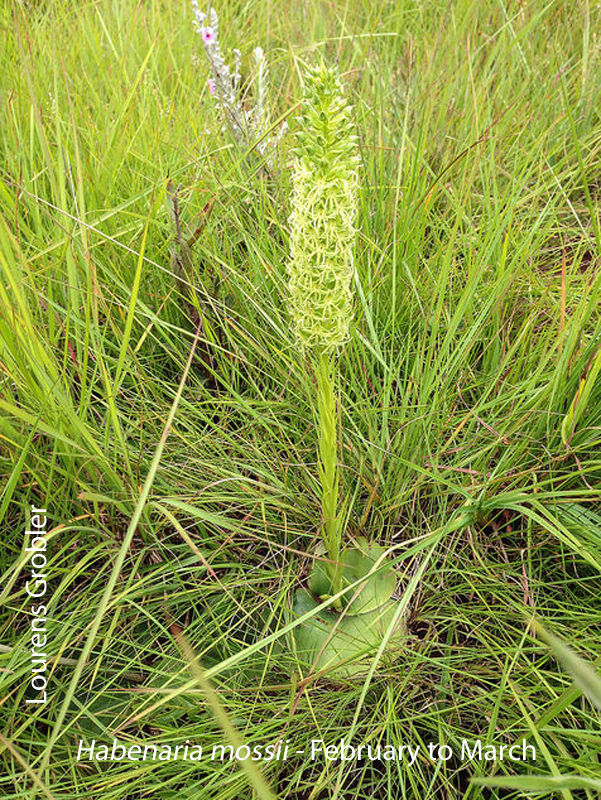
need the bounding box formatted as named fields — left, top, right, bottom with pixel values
left=1, top=0, right=601, bottom=797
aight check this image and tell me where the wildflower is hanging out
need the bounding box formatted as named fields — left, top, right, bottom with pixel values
left=191, top=3, right=287, bottom=167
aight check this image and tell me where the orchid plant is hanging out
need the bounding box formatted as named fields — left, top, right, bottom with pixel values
left=287, top=65, right=402, bottom=677
left=287, top=63, right=360, bottom=603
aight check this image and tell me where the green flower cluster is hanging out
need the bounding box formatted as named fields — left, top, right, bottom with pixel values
left=287, top=64, right=360, bottom=353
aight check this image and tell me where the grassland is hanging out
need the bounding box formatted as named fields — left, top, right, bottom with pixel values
left=1, top=0, right=601, bottom=798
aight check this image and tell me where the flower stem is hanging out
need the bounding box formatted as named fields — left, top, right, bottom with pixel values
left=316, top=349, right=343, bottom=606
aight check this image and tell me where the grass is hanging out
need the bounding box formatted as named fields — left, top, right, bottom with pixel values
left=1, top=0, right=601, bottom=797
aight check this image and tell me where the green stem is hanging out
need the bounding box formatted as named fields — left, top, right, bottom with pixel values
left=316, top=349, right=342, bottom=605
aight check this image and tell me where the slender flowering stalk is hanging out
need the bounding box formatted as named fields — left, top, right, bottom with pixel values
left=316, top=350, right=343, bottom=601
left=287, top=64, right=360, bottom=602
left=191, top=3, right=286, bottom=165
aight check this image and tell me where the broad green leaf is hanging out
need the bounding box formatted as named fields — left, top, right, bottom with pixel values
left=291, top=588, right=403, bottom=678
left=308, top=538, right=397, bottom=615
